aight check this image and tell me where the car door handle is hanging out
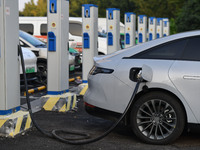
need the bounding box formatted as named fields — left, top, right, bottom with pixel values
left=183, top=75, right=200, bottom=80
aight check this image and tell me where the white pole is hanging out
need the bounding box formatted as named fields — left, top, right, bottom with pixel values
left=82, top=4, right=98, bottom=83
left=125, top=12, right=136, bottom=48
left=106, top=8, right=120, bottom=53
left=47, top=0, right=69, bottom=94
left=138, top=15, right=147, bottom=44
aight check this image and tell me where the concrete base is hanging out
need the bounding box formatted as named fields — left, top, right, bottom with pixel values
left=41, top=92, right=77, bottom=112
left=0, top=111, right=32, bottom=137
left=77, top=83, right=88, bottom=96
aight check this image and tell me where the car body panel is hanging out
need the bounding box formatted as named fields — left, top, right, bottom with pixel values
left=169, top=60, right=200, bottom=123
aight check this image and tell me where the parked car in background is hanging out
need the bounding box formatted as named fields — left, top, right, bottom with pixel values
left=20, top=47, right=37, bottom=82
left=84, top=30, right=200, bottom=144
left=19, top=30, right=79, bottom=83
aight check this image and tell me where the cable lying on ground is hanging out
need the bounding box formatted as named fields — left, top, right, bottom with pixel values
left=19, top=44, right=143, bottom=145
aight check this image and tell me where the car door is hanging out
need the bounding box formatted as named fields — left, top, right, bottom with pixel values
left=169, top=36, right=200, bottom=123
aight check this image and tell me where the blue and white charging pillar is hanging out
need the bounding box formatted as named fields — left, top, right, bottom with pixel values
left=0, top=0, right=31, bottom=137
left=148, top=17, right=156, bottom=41
left=138, top=15, right=147, bottom=44
left=47, top=0, right=69, bottom=94
left=82, top=4, right=98, bottom=83
left=156, top=18, right=163, bottom=39
left=124, top=12, right=136, bottom=48
left=106, top=8, right=120, bottom=54
left=41, top=0, right=76, bottom=112
left=0, top=0, right=20, bottom=115
left=163, top=18, right=170, bottom=37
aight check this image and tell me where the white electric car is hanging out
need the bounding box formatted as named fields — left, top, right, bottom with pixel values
left=20, top=47, right=37, bottom=81
left=19, top=30, right=77, bottom=83
left=84, top=30, right=200, bottom=144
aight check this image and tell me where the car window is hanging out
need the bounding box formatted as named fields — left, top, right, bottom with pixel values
left=19, top=24, right=34, bottom=35
left=20, top=40, right=30, bottom=48
left=41, top=24, right=47, bottom=36
left=19, top=30, right=46, bottom=48
left=69, top=23, right=82, bottom=36
left=181, top=36, right=200, bottom=61
left=131, top=39, right=188, bottom=60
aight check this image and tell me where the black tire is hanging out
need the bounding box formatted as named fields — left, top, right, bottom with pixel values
left=130, top=91, right=185, bottom=144
left=37, top=61, right=47, bottom=85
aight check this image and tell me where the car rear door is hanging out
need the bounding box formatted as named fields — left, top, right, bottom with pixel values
left=169, top=36, right=200, bottom=123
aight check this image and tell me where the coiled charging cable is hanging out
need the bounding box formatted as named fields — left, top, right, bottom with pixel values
left=19, top=45, right=142, bottom=145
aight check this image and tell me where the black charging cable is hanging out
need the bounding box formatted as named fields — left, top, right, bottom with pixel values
left=19, top=44, right=142, bottom=145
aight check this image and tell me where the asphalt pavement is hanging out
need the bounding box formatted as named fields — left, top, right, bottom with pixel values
left=1, top=95, right=200, bottom=150
left=1, top=71, right=200, bottom=150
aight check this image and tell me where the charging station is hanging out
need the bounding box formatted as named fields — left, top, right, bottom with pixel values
left=124, top=12, right=136, bottom=48
left=41, top=0, right=76, bottom=112
left=148, top=17, right=156, bottom=41
left=156, top=18, right=163, bottom=38
left=82, top=4, right=98, bottom=83
left=138, top=15, right=147, bottom=44
left=0, top=0, right=31, bottom=137
left=106, top=8, right=120, bottom=54
left=163, top=18, right=170, bottom=37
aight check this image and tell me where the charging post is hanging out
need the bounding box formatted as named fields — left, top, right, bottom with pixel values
left=106, top=8, right=120, bottom=54
left=148, top=17, right=156, bottom=41
left=138, top=15, right=147, bottom=44
left=124, top=12, right=136, bottom=48
left=78, top=4, right=98, bottom=95
left=41, top=0, right=76, bottom=112
left=0, top=0, right=31, bottom=137
left=163, top=18, right=170, bottom=37
left=156, top=18, right=163, bottom=39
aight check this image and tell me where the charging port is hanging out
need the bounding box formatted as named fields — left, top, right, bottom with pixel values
left=129, top=68, right=142, bottom=82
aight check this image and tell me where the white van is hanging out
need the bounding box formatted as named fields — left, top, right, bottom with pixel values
left=19, top=17, right=124, bottom=55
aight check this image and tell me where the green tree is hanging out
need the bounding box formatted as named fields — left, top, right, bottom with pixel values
left=36, top=0, right=47, bottom=16
left=132, top=0, right=185, bottom=18
left=20, top=0, right=47, bottom=16
left=20, top=0, right=37, bottom=16
left=176, top=0, right=200, bottom=32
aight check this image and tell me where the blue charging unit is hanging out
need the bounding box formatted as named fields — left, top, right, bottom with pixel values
left=83, top=4, right=97, bottom=18
left=107, top=8, right=119, bottom=20
left=49, top=0, right=57, bottom=13
left=139, top=33, right=143, bottom=43
left=126, top=33, right=130, bottom=45
left=48, top=32, right=56, bottom=51
left=83, top=33, right=90, bottom=48
left=108, top=32, right=113, bottom=45
left=149, top=33, right=153, bottom=41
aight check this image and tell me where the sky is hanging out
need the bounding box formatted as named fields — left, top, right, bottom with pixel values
left=19, top=0, right=38, bottom=11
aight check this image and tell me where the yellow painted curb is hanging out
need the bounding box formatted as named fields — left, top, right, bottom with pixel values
left=80, top=84, right=88, bottom=96
left=0, top=111, right=32, bottom=137
left=41, top=93, right=77, bottom=112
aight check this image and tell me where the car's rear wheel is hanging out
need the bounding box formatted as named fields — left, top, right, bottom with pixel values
left=130, top=91, right=185, bottom=144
